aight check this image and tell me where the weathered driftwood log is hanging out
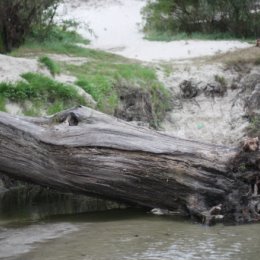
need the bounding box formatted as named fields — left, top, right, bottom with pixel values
left=0, top=106, right=259, bottom=225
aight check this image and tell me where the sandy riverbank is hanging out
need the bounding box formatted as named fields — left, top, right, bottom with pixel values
left=57, top=0, right=252, bottom=62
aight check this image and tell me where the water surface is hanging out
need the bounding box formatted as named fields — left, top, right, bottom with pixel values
left=1, top=210, right=259, bottom=260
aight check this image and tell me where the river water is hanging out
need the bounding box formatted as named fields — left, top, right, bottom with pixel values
left=0, top=209, right=260, bottom=260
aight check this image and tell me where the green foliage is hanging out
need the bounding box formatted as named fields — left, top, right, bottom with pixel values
left=0, top=73, right=86, bottom=116
left=11, top=19, right=123, bottom=64
left=72, top=62, right=168, bottom=114
left=23, top=107, right=41, bottom=117
left=0, top=96, right=6, bottom=112
left=28, top=23, right=89, bottom=46
left=150, top=81, right=172, bottom=127
left=76, top=78, right=101, bottom=102
left=0, top=0, right=62, bottom=53
left=214, top=75, right=227, bottom=87
left=10, top=20, right=171, bottom=125
left=21, top=73, right=85, bottom=102
left=74, top=70, right=118, bottom=113
left=47, top=101, right=65, bottom=115
left=145, top=31, right=244, bottom=42
left=11, top=26, right=121, bottom=63
left=142, top=0, right=175, bottom=34
left=143, top=0, right=260, bottom=39
left=39, top=56, right=61, bottom=76
left=11, top=23, right=90, bottom=57
left=71, top=61, right=171, bottom=126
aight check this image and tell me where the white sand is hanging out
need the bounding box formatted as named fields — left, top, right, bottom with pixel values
left=0, top=55, right=42, bottom=82
left=160, top=67, right=249, bottom=145
left=58, top=0, right=251, bottom=62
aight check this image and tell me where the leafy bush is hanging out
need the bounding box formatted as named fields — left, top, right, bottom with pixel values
left=214, top=75, right=227, bottom=87
left=143, top=0, right=260, bottom=39
left=11, top=22, right=93, bottom=58
left=28, top=21, right=89, bottom=45
left=0, top=0, right=61, bottom=53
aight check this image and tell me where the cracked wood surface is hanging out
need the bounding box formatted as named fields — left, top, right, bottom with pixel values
left=0, top=106, right=259, bottom=224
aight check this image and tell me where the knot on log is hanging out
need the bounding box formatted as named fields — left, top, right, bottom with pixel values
left=53, top=112, right=80, bottom=126
left=242, top=137, right=259, bottom=152
left=66, top=112, right=79, bottom=126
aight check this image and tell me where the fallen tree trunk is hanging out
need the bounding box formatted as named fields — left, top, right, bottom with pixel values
left=0, top=106, right=259, bottom=224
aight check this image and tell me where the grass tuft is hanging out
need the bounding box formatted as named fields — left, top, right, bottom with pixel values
left=0, top=73, right=86, bottom=116
left=214, top=75, right=227, bottom=87
left=39, top=56, right=61, bottom=76
left=11, top=25, right=122, bottom=63
left=72, top=62, right=163, bottom=111
left=47, top=101, right=66, bottom=115
left=72, top=62, right=171, bottom=125
left=0, top=96, right=6, bottom=112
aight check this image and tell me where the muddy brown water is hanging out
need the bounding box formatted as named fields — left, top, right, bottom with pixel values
left=0, top=209, right=260, bottom=260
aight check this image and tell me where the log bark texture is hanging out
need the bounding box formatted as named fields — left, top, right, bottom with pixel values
left=0, top=106, right=259, bottom=224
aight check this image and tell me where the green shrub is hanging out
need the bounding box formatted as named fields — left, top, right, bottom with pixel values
left=73, top=62, right=171, bottom=125
left=142, top=0, right=260, bottom=39
left=0, top=96, right=6, bottom=112
left=47, top=101, right=65, bottom=115
left=0, top=0, right=61, bottom=53
left=28, top=24, right=89, bottom=46
left=214, top=75, right=227, bottom=87
left=76, top=78, right=99, bottom=101
left=73, top=62, right=159, bottom=112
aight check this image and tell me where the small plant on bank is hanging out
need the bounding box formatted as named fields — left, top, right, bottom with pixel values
left=0, top=73, right=86, bottom=116
left=11, top=20, right=93, bottom=58
left=47, top=101, right=66, bottom=115
left=214, top=75, right=227, bottom=87
left=73, top=62, right=172, bottom=127
left=0, top=96, right=6, bottom=112
left=39, top=56, right=61, bottom=77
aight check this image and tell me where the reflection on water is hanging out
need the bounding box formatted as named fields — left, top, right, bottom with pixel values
left=0, top=210, right=260, bottom=260
left=0, top=184, right=126, bottom=223
left=0, top=223, right=78, bottom=259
